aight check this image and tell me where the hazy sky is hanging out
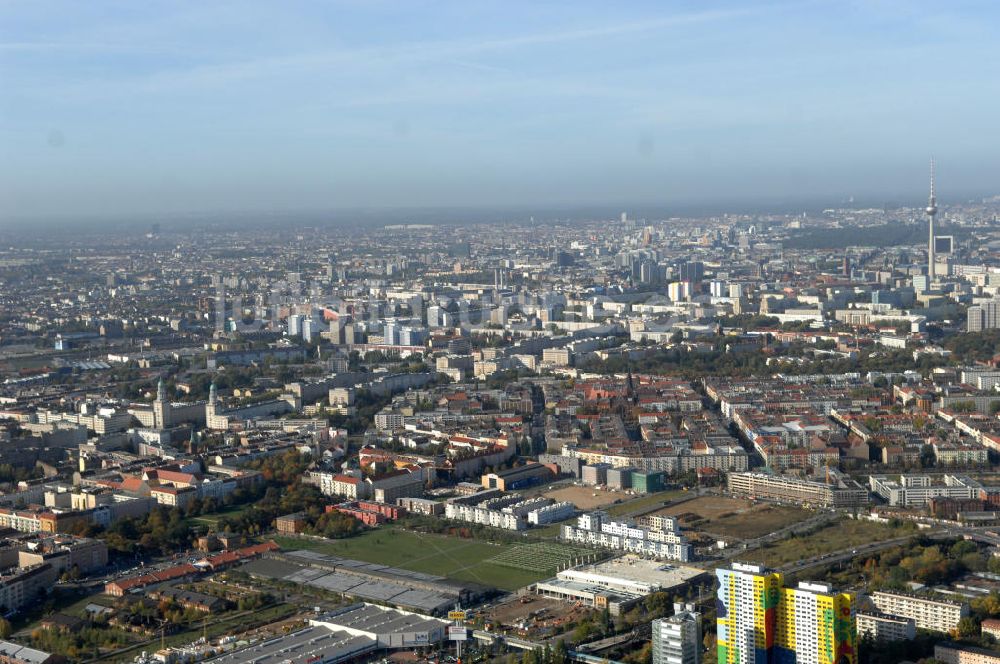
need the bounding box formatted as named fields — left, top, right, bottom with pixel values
left=2, top=1, right=999, bottom=220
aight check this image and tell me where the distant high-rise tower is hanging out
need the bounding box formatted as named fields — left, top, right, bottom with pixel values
left=926, top=158, right=938, bottom=281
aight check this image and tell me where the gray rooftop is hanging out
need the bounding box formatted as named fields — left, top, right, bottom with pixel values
left=241, top=556, right=456, bottom=614
left=316, top=603, right=449, bottom=638
left=0, top=640, right=55, bottom=664
left=206, top=626, right=374, bottom=664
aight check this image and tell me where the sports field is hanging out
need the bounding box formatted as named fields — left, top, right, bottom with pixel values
left=488, top=542, right=595, bottom=575
left=271, top=529, right=549, bottom=591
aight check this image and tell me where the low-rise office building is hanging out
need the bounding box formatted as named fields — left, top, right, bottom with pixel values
left=206, top=603, right=449, bottom=664
left=0, top=640, right=60, bottom=664
left=535, top=555, right=706, bottom=616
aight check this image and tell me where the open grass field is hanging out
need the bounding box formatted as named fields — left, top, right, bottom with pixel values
left=655, top=495, right=748, bottom=520
left=272, top=529, right=547, bottom=591
left=739, top=518, right=911, bottom=567
left=606, top=489, right=688, bottom=516
left=186, top=503, right=252, bottom=528
left=530, top=518, right=576, bottom=539
left=654, top=496, right=812, bottom=540
left=710, top=504, right=812, bottom=540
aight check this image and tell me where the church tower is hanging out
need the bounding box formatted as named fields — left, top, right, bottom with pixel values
left=152, top=378, right=172, bottom=429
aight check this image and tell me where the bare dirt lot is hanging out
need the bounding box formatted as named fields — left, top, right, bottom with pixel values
left=542, top=485, right=627, bottom=510
left=485, top=595, right=593, bottom=638
left=654, top=495, right=812, bottom=540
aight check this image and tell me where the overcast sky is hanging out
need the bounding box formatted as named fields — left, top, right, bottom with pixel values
left=2, top=1, right=998, bottom=220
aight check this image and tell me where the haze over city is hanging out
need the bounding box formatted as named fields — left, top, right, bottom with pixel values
left=7, top=4, right=1000, bottom=664
left=3, top=0, right=1000, bottom=223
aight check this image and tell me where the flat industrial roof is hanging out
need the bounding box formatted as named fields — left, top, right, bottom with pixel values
left=557, top=554, right=706, bottom=589
left=242, top=557, right=456, bottom=614
left=316, top=603, right=449, bottom=637
left=197, top=626, right=377, bottom=664
left=0, top=641, right=54, bottom=664
left=536, top=577, right=633, bottom=600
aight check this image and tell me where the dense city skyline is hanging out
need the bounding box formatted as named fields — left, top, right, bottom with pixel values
left=5, top=4, right=1000, bottom=664
left=3, top=165, right=1000, bottom=664
left=3, top=1, right=1000, bottom=221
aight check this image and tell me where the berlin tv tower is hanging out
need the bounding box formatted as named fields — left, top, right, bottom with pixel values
left=926, top=158, right=938, bottom=281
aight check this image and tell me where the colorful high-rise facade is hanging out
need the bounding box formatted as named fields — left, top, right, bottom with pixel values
left=775, top=581, right=856, bottom=664
left=716, top=563, right=856, bottom=664
left=716, top=563, right=783, bottom=664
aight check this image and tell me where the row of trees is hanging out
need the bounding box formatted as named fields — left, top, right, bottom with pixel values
left=520, top=640, right=570, bottom=664
left=857, top=539, right=994, bottom=590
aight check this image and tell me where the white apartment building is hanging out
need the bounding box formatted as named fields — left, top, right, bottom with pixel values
left=727, top=471, right=870, bottom=509
left=563, top=444, right=748, bottom=476
left=869, top=475, right=982, bottom=507
left=444, top=502, right=525, bottom=530
left=527, top=501, right=575, bottom=525
left=870, top=590, right=968, bottom=633
left=308, top=471, right=368, bottom=500
left=856, top=611, right=916, bottom=642
left=560, top=511, right=692, bottom=562
left=935, top=643, right=1000, bottom=664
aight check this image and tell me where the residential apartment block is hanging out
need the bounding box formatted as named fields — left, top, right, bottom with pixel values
left=868, top=475, right=981, bottom=508
left=561, top=511, right=692, bottom=562
left=856, top=611, right=915, bottom=643
left=727, top=470, right=870, bottom=509
left=870, top=590, right=968, bottom=633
